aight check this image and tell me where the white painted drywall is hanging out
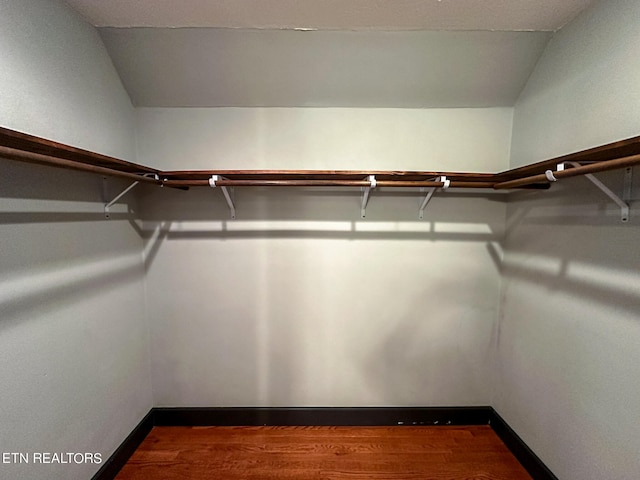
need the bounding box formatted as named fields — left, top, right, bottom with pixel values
left=0, top=2, right=151, bottom=479
left=100, top=29, right=550, bottom=108
left=0, top=0, right=136, bottom=159
left=510, top=0, right=640, bottom=168
left=136, top=107, right=513, bottom=171
left=137, top=107, right=511, bottom=406
left=497, top=1, right=640, bottom=478
left=496, top=176, right=640, bottom=480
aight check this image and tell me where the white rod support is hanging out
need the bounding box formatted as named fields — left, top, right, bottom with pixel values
left=419, top=187, right=436, bottom=220
left=209, top=175, right=236, bottom=219
left=418, top=177, right=448, bottom=219
left=545, top=163, right=565, bottom=182
left=623, top=167, right=633, bottom=202
left=361, top=175, right=376, bottom=218
left=586, top=172, right=630, bottom=222
left=568, top=162, right=630, bottom=222
left=106, top=181, right=139, bottom=211
left=220, top=186, right=236, bottom=220
left=361, top=187, right=370, bottom=218
left=103, top=173, right=157, bottom=218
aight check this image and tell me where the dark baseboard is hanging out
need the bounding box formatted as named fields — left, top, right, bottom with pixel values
left=96, top=406, right=558, bottom=480
left=153, top=406, right=492, bottom=427
left=91, top=410, right=154, bottom=480
left=490, top=410, right=559, bottom=480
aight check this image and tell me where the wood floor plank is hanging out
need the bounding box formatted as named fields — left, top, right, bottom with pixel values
left=115, top=426, right=532, bottom=480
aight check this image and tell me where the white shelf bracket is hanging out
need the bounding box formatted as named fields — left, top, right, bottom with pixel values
left=623, top=167, right=633, bottom=202
left=418, top=187, right=436, bottom=220
left=209, top=175, right=236, bottom=219
left=361, top=175, right=376, bottom=218
left=104, top=174, right=158, bottom=219
left=418, top=176, right=448, bottom=220
left=567, top=162, right=631, bottom=222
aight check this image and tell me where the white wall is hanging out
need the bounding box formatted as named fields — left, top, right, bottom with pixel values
left=510, top=0, right=640, bottom=168
left=0, top=2, right=152, bottom=479
left=7, top=0, right=639, bottom=477
left=497, top=178, right=640, bottom=480
left=137, top=107, right=511, bottom=406
left=136, top=107, right=512, bottom=171
left=497, top=1, right=640, bottom=479
left=0, top=0, right=136, bottom=158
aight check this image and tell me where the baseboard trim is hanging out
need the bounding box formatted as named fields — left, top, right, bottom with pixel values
left=153, top=406, right=492, bottom=426
left=96, top=406, right=558, bottom=480
left=490, top=410, right=559, bottom=480
left=91, top=410, right=154, bottom=480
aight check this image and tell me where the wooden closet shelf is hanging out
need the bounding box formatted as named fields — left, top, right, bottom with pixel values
left=0, top=126, right=158, bottom=175
left=1, top=126, right=639, bottom=192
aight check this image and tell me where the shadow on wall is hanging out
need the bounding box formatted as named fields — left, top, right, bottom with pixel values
left=0, top=158, right=144, bottom=203
left=359, top=282, right=493, bottom=406
left=0, top=159, right=142, bottom=225
left=0, top=253, right=144, bottom=333
left=137, top=182, right=508, bottom=267
left=0, top=160, right=146, bottom=331
left=138, top=183, right=506, bottom=406
left=490, top=171, right=640, bottom=316
left=138, top=182, right=508, bottom=223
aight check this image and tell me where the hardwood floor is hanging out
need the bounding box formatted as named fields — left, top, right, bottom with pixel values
left=115, top=425, right=533, bottom=480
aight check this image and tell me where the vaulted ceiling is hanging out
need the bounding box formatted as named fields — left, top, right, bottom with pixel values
left=63, top=0, right=597, bottom=108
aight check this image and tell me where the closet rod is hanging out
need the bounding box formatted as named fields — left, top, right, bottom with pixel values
left=494, top=153, right=640, bottom=190
left=0, top=146, right=162, bottom=185
left=380, top=180, right=495, bottom=188
left=164, top=179, right=370, bottom=187
left=162, top=179, right=496, bottom=189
